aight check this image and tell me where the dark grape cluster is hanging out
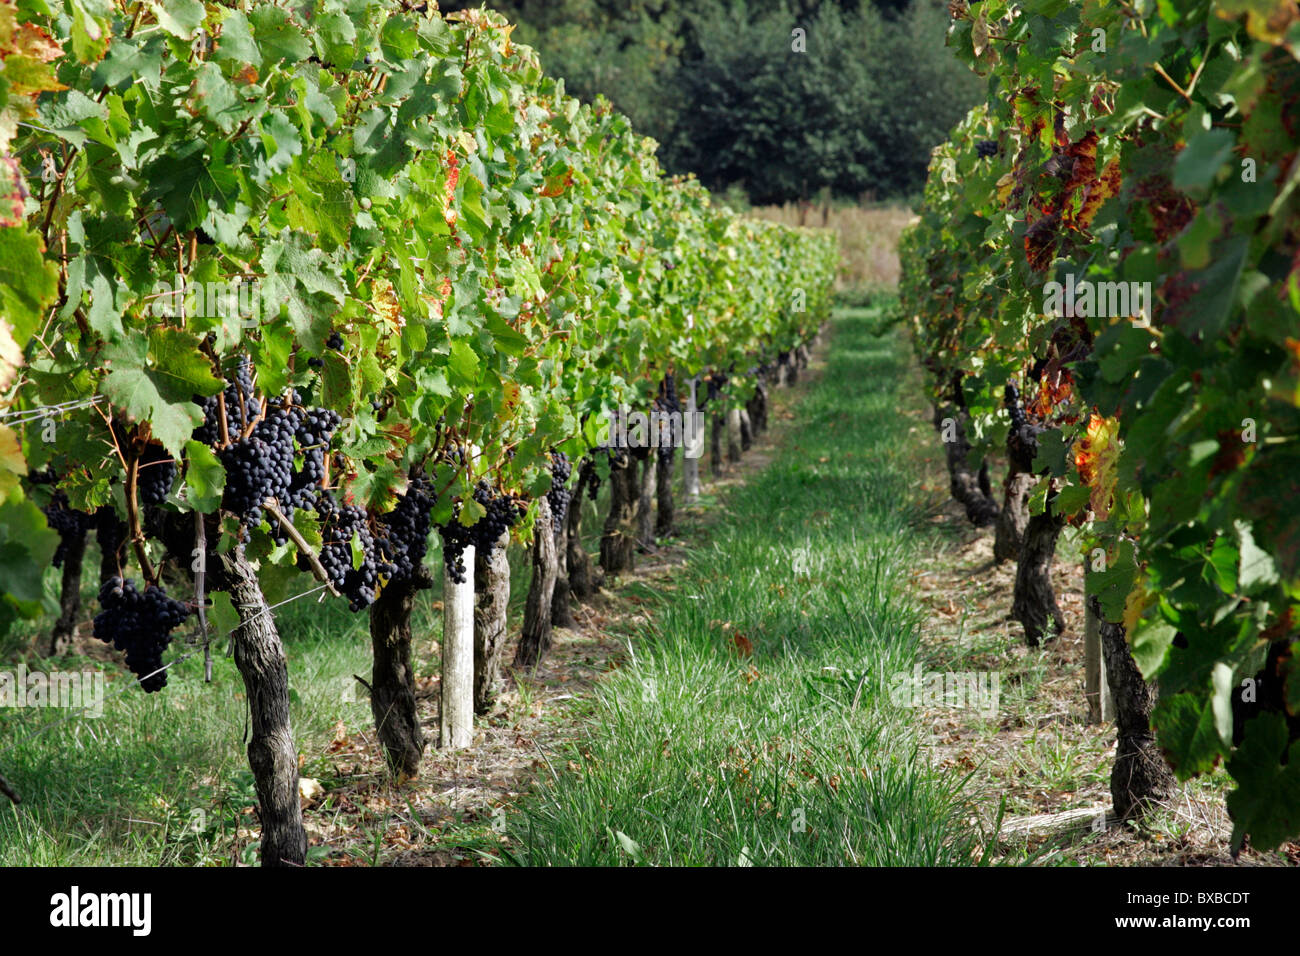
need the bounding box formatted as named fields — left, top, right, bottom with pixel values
left=705, top=371, right=726, bottom=406
left=472, top=481, right=523, bottom=554
left=254, top=406, right=301, bottom=536
left=659, top=375, right=679, bottom=413
left=580, top=455, right=601, bottom=502
left=194, top=355, right=261, bottom=444
left=194, top=365, right=343, bottom=534
left=443, top=442, right=467, bottom=467
left=976, top=139, right=998, bottom=158
left=93, top=577, right=191, bottom=693
left=326, top=331, right=344, bottom=351
left=138, top=443, right=177, bottom=506
left=289, top=406, right=341, bottom=508
left=220, top=430, right=292, bottom=525
left=314, top=494, right=395, bottom=611
left=376, top=476, right=436, bottom=583
left=436, top=481, right=523, bottom=584
left=1005, top=382, right=1027, bottom=432
left=41, top=489, right=91, bottom=568
left=436, top=510, right=475, bottom=584
left=546, top=450, right=572, bottom=538
left=655, top=376, right=680, bottom=463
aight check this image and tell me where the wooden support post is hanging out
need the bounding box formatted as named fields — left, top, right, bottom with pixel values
left=726, top=407, right=742, bottom=464
left=683, top=377, right=702, bottom=497
left=441, top=543, right=475, bottom=749
left=1084, top=560, right=1114, bottom=724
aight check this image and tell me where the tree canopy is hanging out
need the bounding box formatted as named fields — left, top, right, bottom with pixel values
left=439, top=0, right=981, bottom=202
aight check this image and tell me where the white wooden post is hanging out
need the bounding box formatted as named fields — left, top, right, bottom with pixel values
left=1084, top=569, right=1114, bottom=724
left=441, top=543, right=475, bottom=749
left=683, top=376, right=702, bottom=497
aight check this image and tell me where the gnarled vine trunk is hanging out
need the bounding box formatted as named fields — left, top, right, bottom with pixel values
left=655, top=448, right=675, bottom=537
left=515, top=497, right=558, bottom=669
left=993, top=470, right=1035, bottom=564
left=1013, top=497, right=1066, bottom=647
left=1093, top=596, right=1175, bottom=819
left=1007, top=418, right=1062, bottom=645
left=212, top=548, right=307, bottom=867
left=368, top=564, right=433, bottom=777
left=599, top=453, right=637, bottom=575
left=474, top=532, right=511, bottom=713
left=566, top=464, right=598, bottom=599
left=710, top=412, right=724, bottom=477
left=635, top=452, right=656, bottom=551
left=783, top=352, right=798, bottom=386
left=551, top=516, right=574, bottom=629
left=49, top=529, right=87, bottom=655
left=934, top=404, right=999, bottom=527
left=746, top=381, right=767, bottom=434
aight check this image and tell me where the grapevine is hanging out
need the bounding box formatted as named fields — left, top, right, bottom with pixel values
left=901, top=0, right=1300, bottom=849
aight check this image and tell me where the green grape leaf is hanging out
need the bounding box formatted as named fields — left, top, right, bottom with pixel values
left=149, top=0, right=205, bottom=38
left=247, top=5, right=311, bottom=65
left=146, top=328, right=224, bottom=402
left=1225, top=714, right=1300, bottom=852
left=100, top=363, right=202, bottom=458
left=1153, top=691, right=1229, bottom=778
left=183, top=440, right=225, bottom=513
left=0, top=227, right=59, bottom=342
left=207, top=590, right=240, bottom=642
left=458, top=495, right=486, bottom=527
left=1172, top=128, right=1235, bottom=192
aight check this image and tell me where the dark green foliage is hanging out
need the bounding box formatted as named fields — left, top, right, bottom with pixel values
left=440, top=0, right=981, bottom=201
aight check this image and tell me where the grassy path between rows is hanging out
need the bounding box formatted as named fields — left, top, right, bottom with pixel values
left=502, top=308, right=986, bottom=866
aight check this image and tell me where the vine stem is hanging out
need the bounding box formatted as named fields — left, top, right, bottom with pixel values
left=217, top=391, right=231, bottom=446
left=235, top=374, right=250, bottom=437
left=195, top=509, right=212, bottom=682
left=262, top=498, right=343, bottom=598
left=123, top=439, right=157, bottom=587
left=40, top=142, right=76, bottom=246
left=1152, top=62, right=1190, bottom=102
left=93, top=404, right=152, bottom=583
left=124, top=1, right=143, bottom=39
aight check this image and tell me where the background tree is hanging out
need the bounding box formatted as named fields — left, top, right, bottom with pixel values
left=440, top=0, right=981, bottom=203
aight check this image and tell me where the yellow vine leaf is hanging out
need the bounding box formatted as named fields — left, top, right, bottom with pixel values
left=0, top=317, right=21, bottom=390
left=371, top=278, right=402, bottom=330
left=996, top=171, right=1015, bottom=205
left=1074, top=413, right=1121, bottom=519
left=1123, top=574, right=1149, bottom=636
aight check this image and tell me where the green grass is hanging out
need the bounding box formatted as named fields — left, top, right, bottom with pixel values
left=502, top=307, right=991, bottom=866
left=0, top=480, right=589, bottom=865
left=0, top=593, right=376, bottom=865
